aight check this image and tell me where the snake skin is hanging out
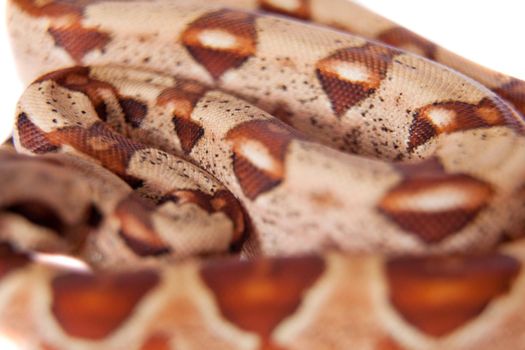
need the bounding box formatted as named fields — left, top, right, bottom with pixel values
left=2, top=0, right=525, bottom=349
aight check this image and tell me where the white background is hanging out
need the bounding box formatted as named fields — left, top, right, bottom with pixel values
left=0, top=0, right=524, bottom=143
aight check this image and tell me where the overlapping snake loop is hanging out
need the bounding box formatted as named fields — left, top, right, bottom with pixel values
left=1, top=0, right=525, bottom=349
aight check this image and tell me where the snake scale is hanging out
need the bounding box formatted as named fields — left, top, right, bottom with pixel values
left=2, top=0, right=525, bottom=349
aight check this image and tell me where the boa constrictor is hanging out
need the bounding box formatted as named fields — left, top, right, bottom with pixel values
left=2, top=0, right=525, bottom=349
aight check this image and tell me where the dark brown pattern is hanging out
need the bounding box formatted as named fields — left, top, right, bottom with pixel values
left=46, top=122, right=145, bottom=180
left=316, top=43, right=400, bottom=117
left=3, top=201, right=65, bottom=236
left=492, top=79, right=525, bottom=119
left=408, top=97, right=520, bottom=150
left=226, top=120, right=302, bottom=200
left=181, top=9, right=257, bottom=80
left=48, top=25, right=110, bottom=63
left=386, top=253, right=521, bottom=336
left=37, top=66, right=117, bottom=122
left=171, top=117, right=204, bottom=154
left=0, top=243, right=31, bottom=281
left=115, top=196, right=171, bottom=257
left=119, top=98, right=148, bottom=128
left=51, top=270, right=159, bottom=339
left=377, top=27, right=437, bottom=60
left=200, top=256, right=324, bottom=340
left=379, top=171, right=493, bottom=243
left=12, top=0, right=111, bottom=62
left=16, top=113, right=59, bottom=154
left=157, top=81, right=209, bottom=154
left=259, top=0, right=311, bottom=20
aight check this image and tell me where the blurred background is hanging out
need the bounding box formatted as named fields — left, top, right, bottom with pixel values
left=0, top=0, right=524, bottom=143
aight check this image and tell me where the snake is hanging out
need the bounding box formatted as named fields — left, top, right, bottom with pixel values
left=2, top=0, right=525, bottom=349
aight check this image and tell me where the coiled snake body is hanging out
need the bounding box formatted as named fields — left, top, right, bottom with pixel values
left=2, top=0, right=525, bottom=349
